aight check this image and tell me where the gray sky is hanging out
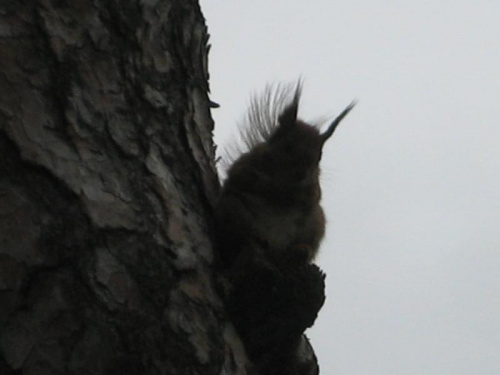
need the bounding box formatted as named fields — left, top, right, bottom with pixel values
left=202, top=1, right=500, bottom=374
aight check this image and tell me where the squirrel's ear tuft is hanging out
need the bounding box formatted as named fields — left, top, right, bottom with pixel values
left=321, top=101, right=356, bottom=143
left=277, top=83, right=302, bottom=130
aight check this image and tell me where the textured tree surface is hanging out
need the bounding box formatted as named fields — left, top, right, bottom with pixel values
left=0, top=1, right=324, bottom=374
left=0, top=0, right=231, bottom=373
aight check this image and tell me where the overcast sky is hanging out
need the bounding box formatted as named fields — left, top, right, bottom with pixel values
left=202, top=1, right=500, bottom=374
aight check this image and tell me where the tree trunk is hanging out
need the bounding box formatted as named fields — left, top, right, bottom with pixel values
left=0, top=1, right=323, bottom=374
left=0, top=0, right=236, bottom=374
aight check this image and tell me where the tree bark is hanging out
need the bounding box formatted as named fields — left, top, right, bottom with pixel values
left=0, top=1, right=324, bottom=374
left=0, top=1, right=237, bottom=374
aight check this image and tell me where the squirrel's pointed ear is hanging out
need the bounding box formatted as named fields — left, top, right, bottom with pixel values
left=277, top=83, right=301, bottom=129
left=321, top=101, right=356, bottom=143
left=278, top=98, right=298, bottom=127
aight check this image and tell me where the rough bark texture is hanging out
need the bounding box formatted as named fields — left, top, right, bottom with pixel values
left=0, top=1, right=324, bottom=374
left=0, top=0, right=231, bottom=374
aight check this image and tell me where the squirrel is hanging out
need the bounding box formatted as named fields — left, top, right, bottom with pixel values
left=214, top=83, right=355, bottom=374
left=215, top=83, right=355, bottom=269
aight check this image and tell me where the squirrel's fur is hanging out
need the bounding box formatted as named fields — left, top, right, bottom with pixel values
left=216, top=83, right=355, bottom=266
left=214, top=83, right=355, bottom=374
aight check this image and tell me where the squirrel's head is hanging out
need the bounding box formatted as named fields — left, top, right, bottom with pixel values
left=224, top=84, right=355, bottom=195
left=259, top=95, right=356, bottom=185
